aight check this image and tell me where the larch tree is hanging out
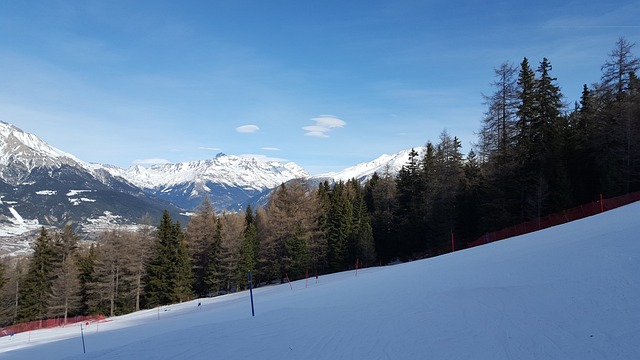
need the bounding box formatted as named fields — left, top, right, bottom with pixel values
left=48, top=225, right=81, bottom=323
left=185, top=197, right=218, bottom=297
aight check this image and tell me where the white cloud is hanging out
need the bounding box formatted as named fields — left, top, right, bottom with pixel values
left=132, top=158, right=171, bottom=166
left=236, top=124, right=260, bottom=133
left=261, top=147, right=280, bottom=151
left=199, top=146, right=222, bottom=151
left=303, top=115, right=346, bottom=138
left=304, top=131, right=329, bottom=138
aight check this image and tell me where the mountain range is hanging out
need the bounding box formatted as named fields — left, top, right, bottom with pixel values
left=0, top=121, right=419, bottom=245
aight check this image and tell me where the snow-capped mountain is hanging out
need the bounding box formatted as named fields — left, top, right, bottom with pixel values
left=103, top=154, right=309, bottom=211
left=0, top=121, right=186, bottom=234
left=0, top=122, right=90, bottom=184
left=0, top=120, right=423, bottom=246
left=313, top=147, right=426, bottom=183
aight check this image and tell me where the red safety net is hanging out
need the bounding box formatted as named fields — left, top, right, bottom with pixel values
left=467, top=191, right=640, bottom=248
left=1, top=315, right=106, bottom=336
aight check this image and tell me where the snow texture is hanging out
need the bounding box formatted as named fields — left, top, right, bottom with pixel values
left=1, top=202, right=639, bottom=359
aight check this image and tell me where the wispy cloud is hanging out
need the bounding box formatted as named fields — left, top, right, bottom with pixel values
left=303, top=115, right=346, bottom=138
left=261, top=147, right=280, bottom=151
left=199, top=146, right=222, bottom=151
left=236, top=124, right=260, bottom=133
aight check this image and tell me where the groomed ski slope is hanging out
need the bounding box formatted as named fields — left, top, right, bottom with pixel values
left=2, top=202, right=639, bottom=359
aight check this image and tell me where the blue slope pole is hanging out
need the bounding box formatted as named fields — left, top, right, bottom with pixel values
left=80, top=323, right=86, bottom=354
left=248, top=271, right=255, bottom=317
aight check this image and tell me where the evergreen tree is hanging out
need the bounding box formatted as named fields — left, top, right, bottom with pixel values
left=76, top=244, right=97, bottom=315
left=237, top=205, right=258, bottom=288
left=395, top=148, right=427, bottom=257
left=364, top=171, right=397, bottom=263
left=17, top=228, right=56, bottom=322
left=430, top=131, right=465, bottom=250
left=204, top=218, right=223, bottom=294
left=144, top=211, right=193, bottom=307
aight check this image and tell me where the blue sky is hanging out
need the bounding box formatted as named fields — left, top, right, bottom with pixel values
left=1, top=1, right=639, bottom=175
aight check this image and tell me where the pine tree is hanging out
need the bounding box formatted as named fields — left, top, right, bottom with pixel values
left=204, top=218, right=223, bottom=294
left=144, top=211, right=193, bottom=307
left=364, top=171, right=397, bottom=263
left=237, top=206, right=257, bottom=289
left=395, top=148, right=427, bottom=257
left=76, top=244, right=97, bottom=315
left=17, top=228, right=56, bottom=322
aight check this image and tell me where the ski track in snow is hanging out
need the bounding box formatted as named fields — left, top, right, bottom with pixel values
left=1, top=202, right=639, bottom=359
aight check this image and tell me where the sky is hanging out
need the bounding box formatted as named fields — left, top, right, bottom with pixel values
left=0, top=1, right=639, bottom=175
left=2, top=201, right=639, bottom=359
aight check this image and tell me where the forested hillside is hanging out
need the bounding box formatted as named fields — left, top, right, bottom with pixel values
left=1, top=38, right=638, bottom=326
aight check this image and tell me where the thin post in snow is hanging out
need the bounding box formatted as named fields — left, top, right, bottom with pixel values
left=600, top=193, right=604, bottom=212
left=305, top=270, right=308, bottom=288
left=355, top=258, right=359, bottom=277
left=248, top=271, right=255, bottom=317
left=285, top=273, right=293, bottom=290
left=80, top=323, right=86, bottom=354
left=157, top=305, right=160, bottom=320
left=451, top=230, right=455, bottom=252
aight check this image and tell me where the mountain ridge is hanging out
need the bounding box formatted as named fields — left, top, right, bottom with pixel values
left=0, top=120, right=419, bottom=249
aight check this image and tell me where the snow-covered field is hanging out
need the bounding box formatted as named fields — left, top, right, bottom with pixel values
left=1, top=202, right=639, bottom=359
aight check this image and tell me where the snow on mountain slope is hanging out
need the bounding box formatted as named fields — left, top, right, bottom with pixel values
left=107, top=154, right=309, bottom=191
left=0, top=121, right=91, bottom=184
left=3, top=201, right=638, bottom=359
left=315, top=147, right=426, bottom=182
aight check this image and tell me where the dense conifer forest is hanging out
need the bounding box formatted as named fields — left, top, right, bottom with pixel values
left=1, top=38, right=639, bottom=325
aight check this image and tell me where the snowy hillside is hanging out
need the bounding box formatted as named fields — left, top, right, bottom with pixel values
left=2, top=201, right=638, bottom=359
left=315, top=147, right=426, bottom=183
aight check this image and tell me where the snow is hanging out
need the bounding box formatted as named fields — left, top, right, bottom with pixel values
left=103, top=155, right=310, bottom=191
left=66, top=190, right=92, bottom=197
left=2, top=202, right=639, bottom=359
left=7, top=207, right=24, bottom=224
left=316, top=147, right=426, bottom=182
left=35, top=190, right=57, bottom=196
left=0, top=122, right=88, bottom=173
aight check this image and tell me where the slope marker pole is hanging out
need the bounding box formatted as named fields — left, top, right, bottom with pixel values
left=80, top=323, right=86, bottom=354
left=248, top=271, right=255, bottom=317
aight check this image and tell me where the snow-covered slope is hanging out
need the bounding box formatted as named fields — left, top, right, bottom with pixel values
left=315, top=147, right=426, bottom=183
left=3, top=201, right=638, bottom=359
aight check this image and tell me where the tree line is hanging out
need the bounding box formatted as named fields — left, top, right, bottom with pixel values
left=0, top=38, right=638, bottom=326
